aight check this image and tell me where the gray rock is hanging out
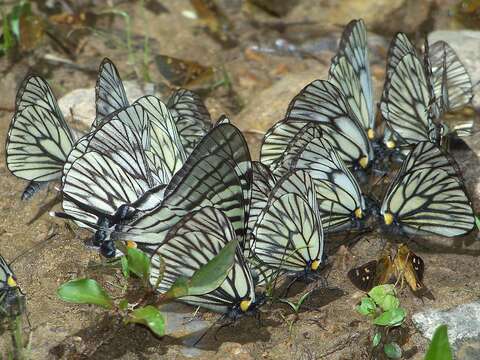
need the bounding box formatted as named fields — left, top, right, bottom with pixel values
left=412, top=301, right=480, bottom=357
left=58, top=81, right=155, bottom=129
left=428, top=30, right=480, bottom=108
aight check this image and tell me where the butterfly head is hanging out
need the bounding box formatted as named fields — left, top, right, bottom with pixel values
left=7, top=275, right=17, bottom=288
left=240, top=298, right=252, bottom=313
left=359, top=155, right=369, bottom=169
left=310, top=259, right=321, bottom=271
left=383, top=212, right=394, bottom=226
left=367, top=128, right=376, bottom=140
left=354, top=207, right=363, bottom=219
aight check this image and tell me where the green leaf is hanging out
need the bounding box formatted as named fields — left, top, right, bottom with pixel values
left=368, top=284, right=395, bottom=306
left=383, top=342, right=402, bottom=359
left=297, top=290, right=312, bottom=309
left=57, top=279, right=113, bottom=309
left=165, top=277, right=189, bottom=299
left=127, top=248, right=150, bottom=282
left=164, top=239, right=238, bottom=299
left=127, top=305, right=165, bottom=337
left=378, top=294, right=400, bottom=312
left=373, top=332, right=381, bottom=347
left=424, top=325, right=453, bottom=360
left=121, top=256, right=130, bottom=279
left=475, top=216, right=480, bottom=231
left=357, top=297, right=376, bottom=316
left=187, top=239, right=237, bottom=295
left=374, top=308, right=406, bottom=327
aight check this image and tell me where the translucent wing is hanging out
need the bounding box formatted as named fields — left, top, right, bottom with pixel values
left=115, top=154, right=245, bottom=245
left=6, top=105, right=75, bottom=182
left=380, top=53, right=436, bottom=145
left=274, top=123, right=366, bottom=232
left=385, top=33, right=417, bottom=80
left=381, top=142, right=474, bottom=237
left=248, top=161, right=277, bottom=235
left=429, top=40, right=473, bottom=112
left=329, top=19, right=374, bottom=132
left=93, top=58, right=129, bottom=128
left=149, top=206, right=255, bottom=314
left=134, top=95, right=187, bottom=178
left=167, top=88, right=212, bottom=154
left=260, top=120, right=306, bottom=169
left=62, top=150, right=154, bottom=226
left=252, top=170, right=324, bottom=273
left=15, top=75, right=65, bottom=118
left=163, top=123, right=252, bottom=235
left=286, top=79, right=373, bottom=169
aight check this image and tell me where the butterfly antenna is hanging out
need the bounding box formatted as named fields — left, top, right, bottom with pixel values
left=9, top=232, right=58, bottom=266
left=192, top=314, right=225, bottom=346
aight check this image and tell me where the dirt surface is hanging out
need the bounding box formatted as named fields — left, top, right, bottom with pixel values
left=1, top=1, right=480, bottom=359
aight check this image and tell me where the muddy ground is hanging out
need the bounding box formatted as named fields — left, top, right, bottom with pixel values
left=0, top=0, right=480, bottom=359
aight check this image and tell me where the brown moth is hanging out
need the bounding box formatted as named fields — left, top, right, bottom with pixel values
left=348, top=244, right=434, bottom=299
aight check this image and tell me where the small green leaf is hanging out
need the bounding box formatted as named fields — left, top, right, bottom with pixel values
left=127, top=305, right=165, bottom=337
left=424, top=325, right=453, bottom=360
left=279, top=298, right=297, bottom=312
left=373, top=308, right=406, bottom=327
left=368, top=284, right=395, bottom=306
left=121, top=256, right=130, bottom=279
left=57, top=279, right=113, bottom=309
left=475, top=216, right=480, bottom=231
left=357, top=297, right=376, bottom=316
left=383, top=342, right=402, bottom=359
left=127, top=248, right=150, bottom=282
left=119, top=299, right=129, bottom=311
left=165, top=277, right=189, bottom=299
left=186, top=239, right=237, bottom=295
left=373, top=332, right=381, bottom=347
left=378, top=294, right=400, bottom=312
left=297, top=290, right=312, bottom=309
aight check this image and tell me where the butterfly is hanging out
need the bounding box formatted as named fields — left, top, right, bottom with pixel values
left=269, top=121, right=475, bottom=237
left=148, top=206, right=262, bottom=318
left=251, top=169, right=325, bottom=278
left=381, top=34, right=474, bottom=152
left=0, top=254, right=23, bottom=319
left=348, top=244, right=434, bottom=299
left=6, top=58, right=131, bottom=201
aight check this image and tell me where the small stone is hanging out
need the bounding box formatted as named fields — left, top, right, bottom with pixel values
left=58, top=80, right=156, bottom=129
left=412, top=300, right=480, bottom=354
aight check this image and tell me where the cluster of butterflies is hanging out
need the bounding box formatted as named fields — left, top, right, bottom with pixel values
left=2, top=19, right=477, bottom=322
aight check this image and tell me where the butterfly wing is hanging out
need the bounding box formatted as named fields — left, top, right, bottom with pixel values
left=149, top=206, right=255, bottom=314
left=167, top=88, right=212, bottom=154
left=6, top=105, right=75, bottom=182
left=134, top=95, right=187, bottom=179
left=248, top=161, right=277, bottom=236
left=115, top=154, right=245, bottom=246
left=274, top=123, right=366, bottom=232
left=429, top=40, right=473, bottom=112
left=252, top=170, right=324, bottom=274
left=329, top=19, right=374, bottom=133
left=286, top=79, right=373, bottom=169
left=380, top=53, right=435, bottom=145
left=381, top=143, right=474, bottom=237
left=93, top=58, right=129, bottom=128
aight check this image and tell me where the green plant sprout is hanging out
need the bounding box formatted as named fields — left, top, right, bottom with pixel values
left=57, top=240, right=237, bottom=337
left=424, top=324, right=453, bottom=360
left=357, top=284, right=407, bottom=359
